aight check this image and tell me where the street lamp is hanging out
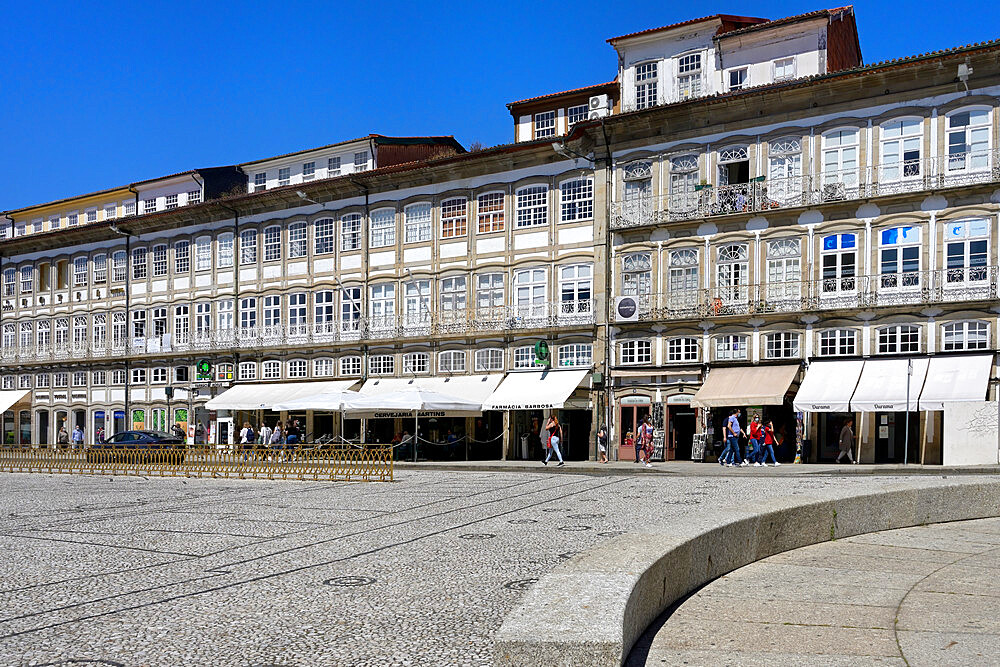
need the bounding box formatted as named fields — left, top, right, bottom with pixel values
left=904, top=358, right=913, bottom=465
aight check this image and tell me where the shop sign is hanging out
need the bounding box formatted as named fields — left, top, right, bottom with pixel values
left=620, top=396, right=651, bottom=405
left=666, top=394, right=693, bottom=404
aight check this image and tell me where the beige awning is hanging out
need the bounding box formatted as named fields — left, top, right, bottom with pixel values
left=692, top=365, right=799, bottom=408
left=360, top=374, right=503, bottom=403
left=205, top=380, right=360, bottom=411
left=0, top=389, right=31, bottom=413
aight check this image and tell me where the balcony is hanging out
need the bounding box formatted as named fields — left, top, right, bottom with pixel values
left=619, top=267, right=999, bottom=321
left=4, top=301, right=595, bottom=364
left=611, top=150, right=1000, bottom=229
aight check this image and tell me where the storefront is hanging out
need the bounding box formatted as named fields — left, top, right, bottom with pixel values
left=0, top=390, right=31, bottom=444
left=793, top=360, right=864, bottom=462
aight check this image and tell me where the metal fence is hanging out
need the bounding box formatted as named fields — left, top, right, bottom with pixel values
left=0, top=443, right=394, bottom=482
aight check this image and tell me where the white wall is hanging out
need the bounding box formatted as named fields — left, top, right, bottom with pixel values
left=719, top=28, right=826, bottom=90
left=943, top=401, right=999, bottom=465
left=246, top=141, right=372, bottom=192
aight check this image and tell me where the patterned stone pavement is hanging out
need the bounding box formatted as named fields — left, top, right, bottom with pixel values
left=0, top=470, right=982, bottom=666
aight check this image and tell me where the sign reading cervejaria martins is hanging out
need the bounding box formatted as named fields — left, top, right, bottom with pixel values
left=372, top=411, right=451, bottom=418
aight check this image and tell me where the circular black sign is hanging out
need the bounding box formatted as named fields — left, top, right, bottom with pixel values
left=616, top=297, right=637, bottom=319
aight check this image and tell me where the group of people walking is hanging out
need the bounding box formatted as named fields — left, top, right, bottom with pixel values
left=239, top=419, right=302, bottom=447
left=719, top=410, right=780, bottom=467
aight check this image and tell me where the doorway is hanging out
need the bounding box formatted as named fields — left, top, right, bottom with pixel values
left=618, top=400, right=651, bottom=461
left=37, top=410, right=50, bottom=445
left=874, top=411, right=920, bottom=463
left=667, top=407, right=696, bottom=460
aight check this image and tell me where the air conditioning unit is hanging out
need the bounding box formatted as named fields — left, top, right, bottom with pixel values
left=615, top=296, right=639, bottom=322
left=588, top=94, right=610, bottom=119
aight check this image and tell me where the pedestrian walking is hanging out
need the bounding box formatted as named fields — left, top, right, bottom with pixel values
left=542, top=414, right=564, bottom=467
left=239, top=421, right=255, bottom=445
left=285, top=420, right=301, bottom=445
left=258, top=422, right=273, bottom=447
left=638, top=416, right=654, bottom=468
left=836, top=418, right=857, bottom=464
left=748, top=415, right=763, bottom=466
left=171, top=423, right=186, bottom=441
left=720, top=410, right=745, bottom=467
left=760, top=419, right=780, bottom=466
left=95, top=426, right=106, bottom=445
left=71, top=425, right=84, bottom=449
left=57, top=426, right=69, bottom=448
left=596, top=424, right=609, bottom=463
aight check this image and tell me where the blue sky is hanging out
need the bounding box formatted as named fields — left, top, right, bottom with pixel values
left=3, top=1, right=998, bottom=211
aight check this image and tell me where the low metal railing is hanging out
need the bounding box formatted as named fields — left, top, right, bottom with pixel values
left=0, top=443, right=393, bottom=482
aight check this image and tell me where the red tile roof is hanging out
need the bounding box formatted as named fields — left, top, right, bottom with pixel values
left=607, top=14, right=768, bottom=45
left=716, top=6, right=853, bottom=39
left=506, top=81, right=618, bottom=109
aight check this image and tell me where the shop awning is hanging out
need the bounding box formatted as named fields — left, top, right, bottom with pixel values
left=918, top=354, right=994, bottom=410
left=205, top=380, right=359, bottom=411
left=342, top=388, right=483, bottom=418
left=691, top=365, right=799, bottom=408
left=360, top=375, right=503, bottom=403
left=793, top=360, right=865, bottom=412
left=850, top=358, right=928, bottom=412
left=482, top=369, right=590, bottom=411
left=0, top=389, right=31, bottom=413
left=271, top=390, right=357, bottom=412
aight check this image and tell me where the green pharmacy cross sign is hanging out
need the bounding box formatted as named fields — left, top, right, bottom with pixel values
left=533, top=340, right=550, bottom=367
left=196, top=360, right=212, bottom=381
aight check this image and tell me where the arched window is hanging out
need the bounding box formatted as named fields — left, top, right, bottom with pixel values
left=946, top=108, right=991, bottom=175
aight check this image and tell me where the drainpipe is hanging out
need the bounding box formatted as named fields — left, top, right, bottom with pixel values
left=110, top=222, right=132, bottom=429
left=217, top=202, right=241, bottom=389
left=600, top=118, right=613, bottom=459
left=1, top=214, right=12, bottom=344
left=349, top=178, right=371, bottom=394
left=127, top=184, right=139, bottom=217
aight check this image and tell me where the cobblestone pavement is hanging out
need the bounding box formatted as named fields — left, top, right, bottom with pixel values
left=630, top=517, right=1000, bottom=666
left=0, top=471, right=980, bottom=667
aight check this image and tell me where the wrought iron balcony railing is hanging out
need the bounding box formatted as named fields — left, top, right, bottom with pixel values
left=612, top=150, right=1000, bottom=229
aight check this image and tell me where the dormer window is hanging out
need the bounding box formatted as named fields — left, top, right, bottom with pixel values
left=254, top=173, right=267, bottom=191
left=634, top=62, right=658, bottom=110
left=773, top=57, right=795, bottom=82
left=727, top=67, right=748, bottom=91
left=677, top=53, right=702, bottom=100
left=534, top=111, right=556, bottom=139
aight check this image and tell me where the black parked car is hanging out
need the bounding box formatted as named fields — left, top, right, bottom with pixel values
left=87, top=430, right=186, bottom=464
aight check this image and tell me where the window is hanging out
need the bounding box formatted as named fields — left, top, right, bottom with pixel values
left=879, top=226, right=921, bottom=289
left=37, top=373, right=50, bottom=388
left=404, top=203, right=432, bottom=243
left=716, top=244, right=749, bottom=302
left=668, top=155, right=699, bottom=216
left=620, top=340, right=652, bottom=365
left=314, top=290, right=336, bottom=330
left=288, top=293, right=307, bottom=334
left=666, top=337, right=699, bottom=362
left=477, top=192, right=504, bottom=233
left=369, top=283, right=396, bottom=328
left=559, top=264, right=592, bottom=314
left=218, top=233, right=234, bottom=268
left=514, top=268, right=546, bottom=317
left=341, top=287, right=361, bottom=332
left=91, top=371, right=105, bottom=386
left=475, top=348, right=504, bottom=372
left=194, top=302, right=212, bottom=337
left=123, top=201, right=135, bottom=217
left=765, top=332, right=800, bottom=359
left=622, top=253, right=651, bottom=298
left=727, top=67, right=748, bottom=91
left=327, top=157, right=341, bottom=176
left=288, top=360, right=307, bottom=378
left=339, top=356, right=362, bottom=376
left=103, top=203, right=117, bottom=220
left=944, top=219, right=989, bottom=283
left=717, top=145, right=750, bottom=195
left=216, top=363, right=234, bottom=382
left=558, top=344, right=593, bottom=367
left=152, top=244, right=168, bottom=276
left=21, top=374, right=34, bottom=389
left=440, top=276, right=467, bottom=314
left=131, top=368, right=147, bottom=384
left=175, top=366, right=188, bottom=383
left=715, top=334, right=748, bottom=361
left=165, top=194, right=178, bottom=210
left=314, top=358, right=335, bottom=377
left=773, top=57, right=795, bottom=81
left=560, top=177, right=593, bottom=222
left=880, top=118, right=922, bottom=181
left=819, top=329, right=857, bottom=356
left=341, top=214, right=362, bottom=251
left=278, top=167, right=290, bottom=186
left=151, top=367, right=168, bottom=384
left=239, top=297, right=257, bottom=330
left=19, top=322, right=32, bottom=349
left=152, top=308, right=167, bottom=338
left=634, top=61, right=658, bottom=110
left=313, top=218, right=335, bottom=254
left=515, top=185, right=547, bottom=227
left=264, top=225, right=281, bottom=261
left=37, top=321, right=51, bottom=350
left=513, top=346, right=534, bottom=369
left=20, top=266, right=33, bottom=293
left=2, top=268, right=14, bottom=296
left=1, top=375, right=13, bottom=390
left=92, top=314, right=107, bottom=348
left=263, top=360, right=281, bottom=380
left=946, top=108, right=991, bottom=173
left=1, top=323, right=13, bottom=350
left=131, top=310, right=146, bottom=339
left=288, top=222, right=307, bottom=258
left=187, top=190, right=201, bottom=205
left=567, top=104, right=588, bottom=126
left=143, top=199, right=157, bottom=214
left=240, top=230, right=258, bottom=264
left=112, top=312, right=127, bottom=348
left=822, top=129, right=860, bottom=193
left=73, top=257, right=88, bottom=286
left=68, top=212, right=80, bottom=226
left=353, top=151, right=369, bottom=172
left=54, top=372, right=69, bottom=388
left=877, top=324, right=921, bottom=354
left=765, top=238, right=801, bottom=300
left=111, top=370, right=125, bottom=385
left=403, top=280, right=431, bottom=327
left=767, top=137, right=802, bottom=205
left=369, top=209, right=395, bottom=248
left=441, top=198, right=468, bottom=238
left=821, top=233, right=857, bottom=293
left=174, top=241, right=190, bottom=273
left=86, top=209, right=98, bottom=223
left=263, top=295, right=281, bottom=329
left=676, top=53, right=702, bottom=100
left=112, top=251, right=127, bottom=282
left=238, top=362, right=257, bottom=381
left=439, top=350, right=466, bottom=373
left=534, top=111, right=556, bottom=139
left=476, top=273, right=504, bottom=314
left=217, top=299, right=234, bottom=334
left=195, top=236, right=211, bottom=271
left=369, top=355, right=394, bottom=376
left=132, top=248, right=147, bottom=280
left=302, top=161, right=315, bottom=181
left=254, top=173, right=267, bottom=192
left=174, top=305, right=189, bottom=343
left=942, top=321, right=989, bottom=351
left=403, top=352, right=429, bottom=374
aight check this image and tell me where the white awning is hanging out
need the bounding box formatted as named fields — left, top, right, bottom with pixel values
left=793, top=360, right=865, bottom=412
left=342, top=388, right=482, bottom=418
left=360, top=375, right=503, bottom=403
left=691, top=365, right=799, bottom=408
left=850, top=358, right=929, bottom=412
left=482, top=369, right=590, bottom=411
left=918, top=354, right=994, bottom=410
left=271, top=390, right=357, bottom=412
left=205, top=380, right=359, bottom=411
left=0, top=390, right=31, bottom=413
